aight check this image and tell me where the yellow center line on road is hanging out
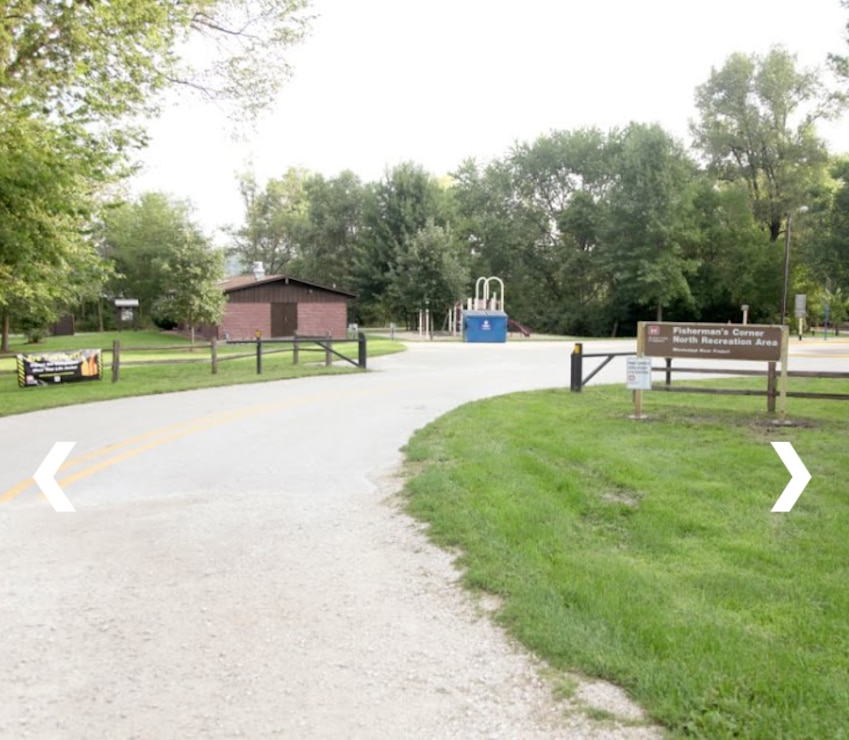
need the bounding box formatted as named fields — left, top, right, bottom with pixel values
left=53, top=403, right=277, bottom=494
left=0, top=405, right=258, bottom=504
left=2, top=383, right=408, bottom=506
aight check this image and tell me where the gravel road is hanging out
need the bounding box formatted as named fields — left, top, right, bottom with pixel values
left=0, top=338, right=728, bottom=738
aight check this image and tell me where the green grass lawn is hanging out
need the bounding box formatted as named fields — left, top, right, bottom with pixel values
left=1, top=329, right=192, bottom=353
left=402, top=380, right=849, bottom=738
left=0, top=331, right=406, bottom=417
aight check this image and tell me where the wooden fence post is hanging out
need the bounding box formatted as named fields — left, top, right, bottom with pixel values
left=767, top=361, right=777, bottom=413
left=325, top=331, right=332, bottom=366
left=111, top=340, right=120, bottom=383
left=211, top=337, right=218, bottom=375
left=293, top=334, right=299, bottom=365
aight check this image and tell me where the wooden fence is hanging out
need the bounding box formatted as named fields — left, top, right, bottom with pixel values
left=569, top=343, right=849, bottom=412
left=1, top=333, right=368, bottom=383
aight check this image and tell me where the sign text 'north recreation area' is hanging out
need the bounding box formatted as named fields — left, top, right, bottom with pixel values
left=642, top=323, right=783, bottom=362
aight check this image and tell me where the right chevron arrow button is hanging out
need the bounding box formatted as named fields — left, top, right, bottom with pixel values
left=771, top=442, right=812, bottom=513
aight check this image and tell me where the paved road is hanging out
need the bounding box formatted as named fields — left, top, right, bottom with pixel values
left=0, top=338, right=845, bottom=738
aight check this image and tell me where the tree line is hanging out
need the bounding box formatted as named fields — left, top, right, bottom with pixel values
left=227, top=47, right=849, bottom=335
left=2, top=1, right=849, bottom=346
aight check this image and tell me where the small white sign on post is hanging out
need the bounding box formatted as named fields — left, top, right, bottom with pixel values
left=626, top=357, right=652, bottom=390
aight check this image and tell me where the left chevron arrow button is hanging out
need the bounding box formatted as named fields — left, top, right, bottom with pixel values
left=33, top=442, right=76, bottom=512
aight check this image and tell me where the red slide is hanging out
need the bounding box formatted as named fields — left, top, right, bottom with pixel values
left=508, top=318, right=532, bottom=337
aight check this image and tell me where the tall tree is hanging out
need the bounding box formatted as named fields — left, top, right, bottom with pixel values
left=354, top=163, right=451, bottom=323
left=691, top=47, right=839, bottom=242
left=228, top=169, right=309, bottom=275
left=799, top=158, right=849, bottom=296
left=0, top=1, right=311, bottom=124
left=451, top=158, right=519, bottom=280
left=688, top=179, right=778, bottom=323
left=452, top=130, right=620, bottom=335
left=0, top=116, right=111, bottom=349
left=828, top=0, right=849, bottom=90
left=0, top=0, right=311, bottom=346
left=599, top=123, right=700, bottom=325
left=505, top=128, right=619, bottom=333
left=289, top=170, right=365, bottom=291
left=154, top=235, right=226, bottom=344
left=99, top=193, right=204, bottom=325
left=389, top=221, right=469, bottom=320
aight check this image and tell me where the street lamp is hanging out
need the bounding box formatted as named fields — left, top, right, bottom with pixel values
left=781, top=206, right=808, bottom=325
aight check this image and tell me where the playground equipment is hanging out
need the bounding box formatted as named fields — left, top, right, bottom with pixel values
left=470, top=276, right=505, bottom=312
left=417, top=306, right=433, bottom=338
left=462, top=276, right=508, bottom=343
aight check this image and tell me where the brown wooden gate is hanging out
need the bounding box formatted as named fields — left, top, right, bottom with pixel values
left=271, top=303, right=297, bottom=337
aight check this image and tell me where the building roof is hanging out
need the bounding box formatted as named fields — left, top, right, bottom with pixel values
left=219, top=273, right=357, bottom=298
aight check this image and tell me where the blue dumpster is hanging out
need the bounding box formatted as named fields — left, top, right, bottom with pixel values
left=463, top=310, right=508, bottom=343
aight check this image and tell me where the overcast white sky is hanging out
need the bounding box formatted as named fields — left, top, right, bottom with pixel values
left=131, top=0, right=849, bottom=241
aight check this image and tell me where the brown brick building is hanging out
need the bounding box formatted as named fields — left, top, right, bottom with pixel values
left=205, top=272, right=356, bottom=341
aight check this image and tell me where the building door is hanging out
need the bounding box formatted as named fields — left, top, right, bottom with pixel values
left=271, top=303, right=297, bottom=337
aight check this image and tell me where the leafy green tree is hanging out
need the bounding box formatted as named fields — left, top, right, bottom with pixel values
left=0, top=0, right=311, bottom=347
left=98, top=191, right=226, bottom=342
left=452, top=130, right=620, bottom=335
left=451, top=157, right=531, bottom=292
left=4, top=245, right=112, bottom=345
left=354, top=163, right=452, bottom=323
left=174, top=1, right=312, bottom=121
left=289, top=171, right=365, bottom=291
left=389, top=221, right=469, bottom=320
left=99, top=193, right=204, bottom=325
left=0, top=1, right=311, bottom=124
left=801, top=159, right=849, bottom=294
left=154, top=236, right=226, bottom=344
left=451, top=160, right=554, bottom=333
left=504, top=128, right=619, bottom=333
left=795, top=269, right=848, bottom=330
left=688, top=179, right=778, bottom=323
left=599, top=123, right=700, bottom=326
left=823, top=286, right=848, bottom=330
left=691, top=47, right=839, bottom=242
left=0, top=116, right=113, bottom=349
left=828, top=0, right=849, bottom=93
left=228, top=169, right=309, bottom=275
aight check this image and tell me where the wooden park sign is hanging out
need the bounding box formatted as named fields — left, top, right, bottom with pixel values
left=633, top=322, right=790, bottom=421
left=643, top=322, right=783, bottom=362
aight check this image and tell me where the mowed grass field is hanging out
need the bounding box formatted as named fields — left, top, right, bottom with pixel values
left=0, top=331, right=406, bottom=417
left=402, top=380, right=849, bottom=737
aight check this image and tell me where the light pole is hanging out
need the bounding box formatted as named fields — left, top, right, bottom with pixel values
left=781, top=206, right=808, bottom=325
